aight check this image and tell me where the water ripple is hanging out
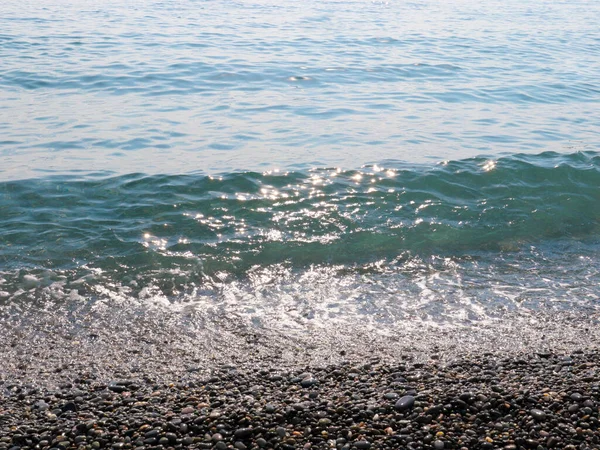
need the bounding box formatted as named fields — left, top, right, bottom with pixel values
left=1, top=0, right=599, bottom=176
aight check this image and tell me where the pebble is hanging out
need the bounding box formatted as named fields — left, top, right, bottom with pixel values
left=394, top=395, right=415, bottom=411
left=300, top=378, right=318, bottom=388
left=384, top=392, right=399, bottom=400
left=233, top=428, right=253, bottom=439
left=265, top=404, right=276, bottom=413
left=530, top=408, right=547, bottom=421
left=107, top=384, right=127, bottom=393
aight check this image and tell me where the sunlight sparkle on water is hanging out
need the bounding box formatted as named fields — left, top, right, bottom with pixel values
left=482, top=160, right=497, bottom=172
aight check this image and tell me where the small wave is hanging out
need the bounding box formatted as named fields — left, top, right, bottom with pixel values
left=1, top=151, right=599, bottom=325
left=1, top=151, right=599, bottom=272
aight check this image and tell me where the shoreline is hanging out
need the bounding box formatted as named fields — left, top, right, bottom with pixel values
left=2, top=301, right=600, bottom=387
left=2, top=348, right=599, bottom=450
left=2, top=299, right=599, bottom=449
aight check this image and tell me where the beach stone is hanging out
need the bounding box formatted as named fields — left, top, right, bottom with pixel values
left=108, top=384, right=127, bottom=393
left=570, top=392, right=582, bottom=402
left=233, top=428, right=253, bottom=439
left=530, top=409, right=546, bottom=421
left=452, top=399, right=467, bottom=409
left=459, top=392, right=474, bottom=403
left=394, top=395, right=415, bottom=411
left=300, top=378, right=318, bottom=388
left=567, top=404, right=579, bottom=413
left=61, top=401, right=77, bottom=412
left=36, top=401, right=49, bottom=411
left=427, top=404, right=443, bottom=416
left=354, top=441, right=371, bottom=449
left=546, top=437, right=559, bottom=447
left=265, top=404, right=276, bottom=413
left=433, top=440, right=445, bottom=450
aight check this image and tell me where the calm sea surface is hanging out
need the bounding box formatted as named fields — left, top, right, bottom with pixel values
left=1, top=0, right=599, bottom=342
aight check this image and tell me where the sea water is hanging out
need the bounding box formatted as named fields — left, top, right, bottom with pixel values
left=1, top=0, right=600, bottom=362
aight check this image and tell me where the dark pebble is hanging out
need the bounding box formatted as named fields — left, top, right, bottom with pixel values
left=530, top=409, right=546, bottom=421
left=300, top=378, right=318, bottom=388
left=233, top=428, right=253, bottom=439
left=567, top=404, right=579, bottom=413
left=108, top=384, right=127, bottom=393
left=394, top=395, right=415, bottom=411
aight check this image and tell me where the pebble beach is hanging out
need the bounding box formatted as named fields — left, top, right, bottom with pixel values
left=2, top=0, right=600, bottom=449
left=2, top=348, right=599, bottom=450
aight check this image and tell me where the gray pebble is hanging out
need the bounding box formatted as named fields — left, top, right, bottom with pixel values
left=394, top=395, right=415, bottom=411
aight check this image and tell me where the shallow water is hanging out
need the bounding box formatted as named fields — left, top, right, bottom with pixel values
left=1, top=152, right=599, bottom=334
left=1, top=0, right=600, bottom=360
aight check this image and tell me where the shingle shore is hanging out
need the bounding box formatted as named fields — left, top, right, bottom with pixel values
left=1, top=350, right=599, bottom=450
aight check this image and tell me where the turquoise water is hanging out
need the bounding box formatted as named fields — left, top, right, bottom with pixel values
left=1, top=0, right=600, bottom=335
left=1, top=152, right=599, bottom=328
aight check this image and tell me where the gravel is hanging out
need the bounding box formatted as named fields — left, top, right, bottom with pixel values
left=2, top=350, right=600, bottom=449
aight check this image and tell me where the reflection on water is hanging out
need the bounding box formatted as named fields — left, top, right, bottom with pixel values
left=1, top=152, right=599, bottom=331
left=1, top=0, right=600, bottom=179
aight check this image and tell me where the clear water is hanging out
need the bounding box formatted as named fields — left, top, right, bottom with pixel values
left=1, top=0, right=600, bottom=353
